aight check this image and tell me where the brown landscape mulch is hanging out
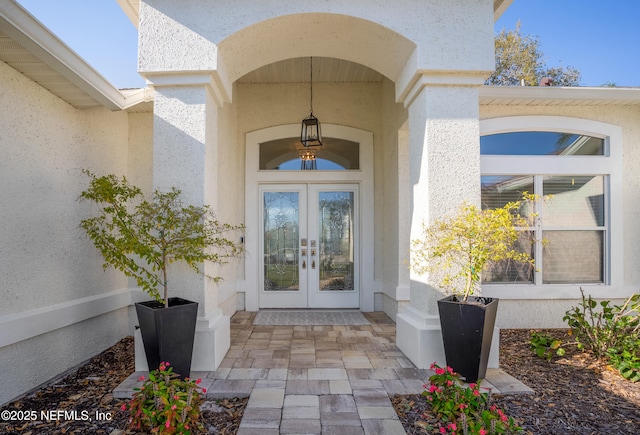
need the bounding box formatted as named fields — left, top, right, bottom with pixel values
left=394, top=329, right=640, bottom=434
left=1, top=329, right=639, bottom=434
left=0, top=337, right=247, bottom=435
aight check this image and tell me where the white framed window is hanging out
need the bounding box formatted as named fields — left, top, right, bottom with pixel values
left=480, top=116, right=623, bottom=299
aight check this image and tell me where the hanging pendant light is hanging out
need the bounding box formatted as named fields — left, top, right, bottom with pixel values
left=299, top=149, right=317, bottom=170
left=301, top=57, right=322, bottom=147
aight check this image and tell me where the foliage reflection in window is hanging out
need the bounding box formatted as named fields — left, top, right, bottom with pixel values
left=480, top=132, right=605, bottom=156
left=481, top=175, right=606, bottom=285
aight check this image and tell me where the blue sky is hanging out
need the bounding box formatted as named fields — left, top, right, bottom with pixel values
left=16, top=0, right=640, bottom=89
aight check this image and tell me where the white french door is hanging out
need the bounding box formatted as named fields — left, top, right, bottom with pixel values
left=260, top=184, right=359, bottom=308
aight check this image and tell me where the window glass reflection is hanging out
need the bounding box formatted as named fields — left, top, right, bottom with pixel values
left=259, top=138, right=359, bottom=170
left=543, top=176, right=604, bottom=227
left=481, top=132, right=604, bottom=156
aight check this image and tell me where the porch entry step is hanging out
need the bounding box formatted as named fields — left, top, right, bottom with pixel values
left=253, top=310, right=370, bottom=326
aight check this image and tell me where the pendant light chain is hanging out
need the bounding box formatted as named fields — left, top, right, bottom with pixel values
left=300, top=56, right=322, bottom=148
left=309, top=57, right=314, bottom=115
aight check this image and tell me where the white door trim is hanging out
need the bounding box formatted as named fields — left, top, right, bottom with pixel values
left=245, top=124, right=374, bottom=311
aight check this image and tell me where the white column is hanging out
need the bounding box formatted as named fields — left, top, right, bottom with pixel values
left=396, top=78, right=500, bottom=369
left=135, top=76, right=230, bottom=372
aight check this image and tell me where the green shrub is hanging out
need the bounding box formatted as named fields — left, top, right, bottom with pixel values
left=559, top=289, right=640, bottom=382
left=529, top=331, right=565, bottom=361
left=528, top=290, right=640, bottom=382
left=562, top=289, right=639, bottom=358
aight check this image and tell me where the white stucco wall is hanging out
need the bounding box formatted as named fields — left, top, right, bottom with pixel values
left=206, top=91, right=244, bottom=316
left=127, top=112, right=154, bottom=194
left=0, top=60, right=133, bottom=405
left=138, top=0, right=495, bottom=100
left=380, top=79, right=410, bottom=319
left=480, top=104, right=640, bottom=328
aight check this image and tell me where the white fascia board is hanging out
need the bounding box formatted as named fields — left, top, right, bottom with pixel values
left=116, top=0, right=140, bottom=29
left=480, top=85, right=640, bottom=105
left=0, top=1, right=127, bottom=110
left=494, top=0, right=515, bottom=21
left=120, top=87, right=154, bottom=109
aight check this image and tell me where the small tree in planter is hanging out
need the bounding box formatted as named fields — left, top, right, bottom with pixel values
left=411, top=193, right=540, bottom=382
left=79, top=170, right=243, bottom=377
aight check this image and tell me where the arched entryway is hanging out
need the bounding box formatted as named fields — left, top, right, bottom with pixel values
left=245, top=124, right=375, bottom=311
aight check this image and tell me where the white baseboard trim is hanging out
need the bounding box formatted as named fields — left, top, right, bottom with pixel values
left=0, top=288, right=132, bottom=348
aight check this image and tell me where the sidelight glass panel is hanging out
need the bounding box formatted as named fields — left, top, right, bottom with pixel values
left=263, top=192, right=299, bottom=291
left=318, top=192, right=355, bottom=291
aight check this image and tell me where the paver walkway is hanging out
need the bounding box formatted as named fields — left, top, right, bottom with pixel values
left=115, top=311, right=533, bottom=434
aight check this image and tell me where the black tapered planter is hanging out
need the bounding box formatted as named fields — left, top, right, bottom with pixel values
left=437, top=295, right=499, bottom=383
left=135, top=297, right=198, bottom=379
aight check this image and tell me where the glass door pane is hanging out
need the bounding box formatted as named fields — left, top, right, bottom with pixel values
left=263, top=191, right=300, bottom=291
left=260, top=184, right=359, bottom=309
left=308, top=185, right=359, bottom=308
left=318, top=191, right=355, bottom=291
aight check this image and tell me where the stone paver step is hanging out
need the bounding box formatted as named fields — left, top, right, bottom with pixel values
left=115, top=311, right=534, bottom=434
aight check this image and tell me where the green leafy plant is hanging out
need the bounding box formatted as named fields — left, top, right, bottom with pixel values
left=79, top=171, right=244, bottom=307
left=123, top=361, right=205, bottom=434
left=562, top=289, right=640, bottom=382
left=562, top=289, right=639, bottom=358
left=423, top=363, right=522, bottom=434
left=411, top=193, right=539, bottom=302
left=607, top=345, right=640, bottom=382
left=529, top=331, right=565, bottom=361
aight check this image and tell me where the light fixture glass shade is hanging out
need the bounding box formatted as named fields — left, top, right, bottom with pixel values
left=301, top=113, right=322, bottom=147
left=299, top=148, right=317, bottom=170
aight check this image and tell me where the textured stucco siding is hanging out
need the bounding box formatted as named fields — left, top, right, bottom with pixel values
left=0, top=59, right=133, bottom=405
left=138, top=0, right=495, bottom=88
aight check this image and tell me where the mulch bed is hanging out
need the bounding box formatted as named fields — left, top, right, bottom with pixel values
left=394, top=329, right=640, bottom=434
left=0, top=337, right=247, bottom=435
left=2, top=330, right=639, bottom=434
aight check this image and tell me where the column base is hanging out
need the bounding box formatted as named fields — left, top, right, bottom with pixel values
left=135, top=312, right=230, bottom=372
left=396, top=306, right=500, bottom=370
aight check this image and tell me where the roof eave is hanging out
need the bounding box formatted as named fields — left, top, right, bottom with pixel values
left=480, top=85, right=640, bottom=106
left=0, top=1, right=128, bottom=110
left=116, top=0, right=139, bottom=29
